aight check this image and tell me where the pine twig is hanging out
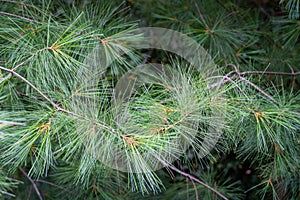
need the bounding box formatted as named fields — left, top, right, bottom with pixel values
left=186, top=177, right=190, bottom=200
left=18, top=167, right=43, bottom=200
left=0, top=66, right=58, bottom=107
left=208, top=64, right=300, bottom=102
left=191, top=179, right=199, bottom=200
left=0, top=66, right=120, bottom=135
left=207, top=73, right=248, bottom=97
left=0, top=0, right=34, bottom=7
left=26, top=186, right=33, bottom=200
left=239, top=70, right=300, bottom=76
left=239, top=76, right=276, bottom=102
left=12, top=47, right=49, bottom=71
left=166, top=164, right=229, bottom=200
left=193, top=0, right=210, bottom=30
left=0, top=11, right=36, bottom=23
left=35, top=179, right=71, bottom=193
left=160, top=157, right=228, bottom=200
left=0, top=120, right=26, bottom=126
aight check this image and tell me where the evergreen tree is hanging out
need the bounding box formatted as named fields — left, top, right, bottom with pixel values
left=0, top=0, right=299, bottom=199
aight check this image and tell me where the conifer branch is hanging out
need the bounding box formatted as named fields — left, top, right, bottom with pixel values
left=0, top=66, right=58, bottom=107
left=18, top=167, right=43, bottom=200
left=208, top=64, right=300, bottom=102
left=239, top=70, right=300, bottom=76
left=0, top=66, right=120, bottom=135
left=165, top=163, right=229, bottom=200
left=207, top=73, right=248, bottom=97
left=239, top=76, right=276, bottom=102
left=0, top=0, right=34, bottom=7
left=186, top=177, right=189, bottom=200
left=12, top=48, right=49, bottom=71
left=0, top=11, right=36, bottom=23
left=193, top=0, right=210, bottom=30
left=1, top=1, right=299, bottom=198
left=35, top=179, right=71, bottom=192
left=191, top=179, right=199, bottom=200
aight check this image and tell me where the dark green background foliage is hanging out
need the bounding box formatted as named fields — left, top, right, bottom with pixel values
left=0, top=0, right=299, bottom=199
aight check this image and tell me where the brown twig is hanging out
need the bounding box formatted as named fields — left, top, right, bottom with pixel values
left=18, top=167, right=43, bottom=200
left=226, top=64, right=276, bottom=102
left=164, top=163, right=229, bottom=200
left=239, top=76, right=276, bottom=102
left=186, top=177, right=190, bottom=200
left=0, top=66, right=58, bottom=107
left=26, top=185, right=33, bottom=200
left=0, top=11, right=36, bottom=23
left=12, top=47, right=49, bottom=71
left=207, top=73, right=248, bottom=97
left=191, top=179, right=199, bottom=200
left=208, top=64, right=300, bottom=102
left=239, top=70, right=300, bottom=76
left=0, top=0, right=34, bottom=7
left=35, top=179, right=71, bottom=192
left=193, top=0, right=210, bottom=30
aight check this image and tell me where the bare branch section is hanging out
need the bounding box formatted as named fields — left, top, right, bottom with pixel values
left=0, top=66, right=57, bottom=107
left=193, top=0, right=210, bottom=30
left=35, top=179, right=71, bottom=193
left=0, top=0, right=35, bottom=7
left=208, top=64, right=300, bottom=102
left=0, top=11, right=36, bottom=23
left=163, top=162, right=229, bottom=200
left=12, top=48, right=49, bottom=71
left=18, top=167, right=43, bottom=200
left=240, top=70, right=300, bottom=76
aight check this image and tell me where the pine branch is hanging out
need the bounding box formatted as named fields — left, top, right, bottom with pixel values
left=239, top=70, right=300, bottom=76
left=0, top=66, right=57, bottom=107
left=0, top=66, right=120, bottom=135
left=0, top=11, right=37, bottom=23
left=193, top=0, right=210, bottom=30
left=18, top=167, right=43, bottom=200
left=239, top=76, right=276, bottom=102
left=208, top=64, right=300, bottom=102
left=35, top=179, right=71, bottom=193
left=0, top=0, right=35, bottom=7
left=1, top=1, right=299, bottom=199
left=165, top=163, right=229, bottom=200
left=207, top=73, right=248, bottom=97
left=190, top=179, right=199, bottom=200
left=186, top=177, right=189, bottom=200
left=12, top=48, right=49, bottom=71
